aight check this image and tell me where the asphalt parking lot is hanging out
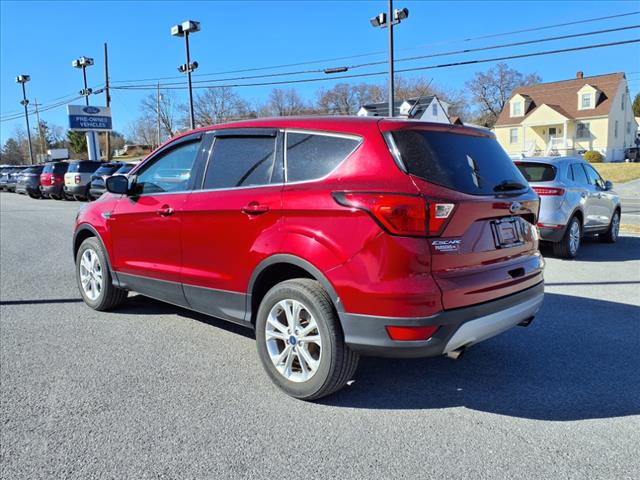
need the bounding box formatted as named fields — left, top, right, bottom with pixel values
left=1, top=192, right=639, bottom=479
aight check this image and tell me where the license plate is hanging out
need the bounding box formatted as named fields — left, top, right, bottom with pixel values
left=492, top=217, right=523, bottom=247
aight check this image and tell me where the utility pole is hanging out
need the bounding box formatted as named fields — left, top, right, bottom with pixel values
left=104, top=42, right=111, bottom=160
left=33, top=100, right=46, bottom=161
left=15, top=75, right=34, bottom=164
left=156, top=83, right=162, bottom=147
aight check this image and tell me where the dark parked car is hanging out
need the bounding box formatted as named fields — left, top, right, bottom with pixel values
left=15, top=165, right=45, bottom=198
left=624, top=146, right=639, bottom=162
left=88, top=162, right=125, bottom=200
left=64, top=160, right=103, bottom=200
left=74, top=117, right=544, bottom=400
left=40, top=162, right=69, bottom=199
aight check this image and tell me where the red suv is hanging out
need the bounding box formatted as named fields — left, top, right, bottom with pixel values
left=73, top=117, right=544, bottom=399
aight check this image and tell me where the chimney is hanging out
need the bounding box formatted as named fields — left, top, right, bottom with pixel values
left=576, top=71, right=584, bottom=79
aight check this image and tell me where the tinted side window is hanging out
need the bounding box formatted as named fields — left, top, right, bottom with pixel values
left=203, top=136, right=277, bottom=189
left=286, top=132, right=360, bottom=182
left=134, top=140, right=200, bottom=194
left=584, top=164, right=604, bottom=188
left=570, top=164, right=589, bottom=185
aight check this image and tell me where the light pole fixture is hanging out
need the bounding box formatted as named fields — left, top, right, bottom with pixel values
left=172, top=20, right=200, bottom=130
left=15, top=74, right=34, bottom=164
left=72, top=56, right=100, bottom=160
left=72, top=56, right=95, bottom=106
left=370, top=1, right=409, bottom=117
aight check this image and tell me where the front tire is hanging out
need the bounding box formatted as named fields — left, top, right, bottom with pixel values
left=600, top=210, right=620, bottom=243
left=76, top=237, right=128, bottom=311
left=552, top=215, right=581, bottom=259
left=255, top=279, right=359, bottom=400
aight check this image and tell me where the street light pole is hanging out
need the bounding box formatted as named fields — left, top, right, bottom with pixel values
left=370, top=2, right=409, bottom=118
left=172, top=20, right=200, bottom=130
left=72, top=56, right=100, bottom=161
left=16, top=75, right=34, bottom=165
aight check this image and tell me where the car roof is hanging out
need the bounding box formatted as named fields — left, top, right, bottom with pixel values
left=515, top=156, right=584, bottom=164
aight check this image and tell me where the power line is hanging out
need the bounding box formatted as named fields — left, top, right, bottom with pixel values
left=110, top=10, right=640, bottom=85
left=0, top=85, right=104, bottom=119
left=109, top=24, right=640, bottom=89
left=111, top=38, right=640, bottom=91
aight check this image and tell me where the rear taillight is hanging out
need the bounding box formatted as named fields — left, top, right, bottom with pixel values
left=386, top=325, right=439, bottom=341
left=75, top=175, right=81, bottom=184
left=532, top=187, right=564, bottom=196
left=333, top=192, right=454, bottom=237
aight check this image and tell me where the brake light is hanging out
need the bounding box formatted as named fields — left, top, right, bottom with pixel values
left=533, top=187, right=564, bottom=196
left=333, top=192, right=455, bottom=236
left=75, top=175, right=81, bottom=185
left=386, top=325, right=439, bottom=341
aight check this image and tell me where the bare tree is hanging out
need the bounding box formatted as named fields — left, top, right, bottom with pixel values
left=316, top=83, right=383, bottom=115
left=140, top=89, right=179, bottom=138
left=126, top=115, right=156, bottom=146
left=189, top=87, right=251, bottom=126
left=465, top=63, right=541, bottom=127
left=262, top=88, right=308, bottom=116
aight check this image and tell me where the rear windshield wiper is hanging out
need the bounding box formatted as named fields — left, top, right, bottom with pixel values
left=493, top=180, right=527, bottom=192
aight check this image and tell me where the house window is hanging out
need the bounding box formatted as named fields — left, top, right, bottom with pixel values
left=621, top=94, right=625, bottom=110
left=432, top=103, right=438, bottom=116
left=511, top=102, right=522, bottom=116
left=576, top=122, right=590, bottom=139
left=615, top=121, right=619, bottom=138
left=628, top=122, right=632, bottom=134
left=581, top=93, right=592, bottom=109
left=509, top=128, right=518, bottom=144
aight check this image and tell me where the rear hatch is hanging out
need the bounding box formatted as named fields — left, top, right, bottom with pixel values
left=514, top=160, right=563, bottom=228
left=382, top=124, right=543, bottom=309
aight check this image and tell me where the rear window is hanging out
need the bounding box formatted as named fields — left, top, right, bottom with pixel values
left=515, top=162, right=556, bottom=182
left=68, top=161, right=101, bottom=173
left=93, top=164, right=121, bottom=176
left=23, top=166, right=43, bottom=174
left=389, top=130, right=528, bottom=195
left=286, top=132, right=360, bottom=182
left=42, top=162, right=68, bottom=174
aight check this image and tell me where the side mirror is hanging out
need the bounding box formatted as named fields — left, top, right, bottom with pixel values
left=604, top=180, right=613, bottom=191
left=106, top=175, right=129, bottom=195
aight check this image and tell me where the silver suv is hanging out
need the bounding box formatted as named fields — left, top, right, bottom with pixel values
left=515, top=157, right=621, bottom=258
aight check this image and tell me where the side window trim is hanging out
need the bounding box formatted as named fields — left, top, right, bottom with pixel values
left=284, top=129, right=363, bottom=185
left=130, top=132, right=204, bottom=196
left=196, top=129, right=284, bottom=192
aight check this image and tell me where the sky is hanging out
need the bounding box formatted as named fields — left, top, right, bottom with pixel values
left=1, top=0, right=639, bottom=144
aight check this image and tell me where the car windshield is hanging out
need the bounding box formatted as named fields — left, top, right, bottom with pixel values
left=389, top=129, right=528, bottom=195
left=514, top=162, right=557, bottom=183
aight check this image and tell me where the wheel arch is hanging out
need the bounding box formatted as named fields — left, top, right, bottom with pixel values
left=73, top=224, right=119, bottom=285
left=247, top=254, right=343, bottom=325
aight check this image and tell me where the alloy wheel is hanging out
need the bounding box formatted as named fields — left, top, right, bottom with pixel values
left=79, top=248, right=103, bottom=301
left=265, top=299, right=322, bottom=383
left=569, top=220, right=581, bottom=256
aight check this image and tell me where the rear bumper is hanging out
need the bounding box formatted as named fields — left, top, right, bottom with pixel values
left=41, top=185, right=64, bottom=196
left=538, top=225, right=567, bottom=243
left=340, top=281, right=544, bottom=358
left=89, top=187, right=106, bottom=198
left=64, top=184, right=88, bottom=195
left=17, top=183, right=39, bottom=195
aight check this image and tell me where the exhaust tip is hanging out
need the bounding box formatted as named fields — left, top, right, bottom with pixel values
left=446, top=347, right=466, bottom=360
left=518, top=316, right=535, bottom=327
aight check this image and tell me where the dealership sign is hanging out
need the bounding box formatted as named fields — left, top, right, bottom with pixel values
left=67, top=105, right=112, bottom=131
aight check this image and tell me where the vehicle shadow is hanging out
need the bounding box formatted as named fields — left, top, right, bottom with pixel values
left=114, top=294, right=255, bottom=340
left=541, top=235, right=640, bottom=262
left=321, top=292, right=640, bottom=421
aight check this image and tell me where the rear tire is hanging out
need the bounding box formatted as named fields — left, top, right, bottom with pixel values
left=552, top=215, right=581, bottom=259
left=255, top=279, right=359, bottom=400
left=600, top=210, right=620, bottom=243
left=76, top=237, right=128, bottom=311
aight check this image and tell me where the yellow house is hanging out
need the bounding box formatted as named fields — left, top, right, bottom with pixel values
left=493, top=72, right=639, bottom=162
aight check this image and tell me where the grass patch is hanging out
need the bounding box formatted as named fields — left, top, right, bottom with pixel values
left=621, top=224, right=640, bottom=234
left=592, top=163, right=640, bottom=184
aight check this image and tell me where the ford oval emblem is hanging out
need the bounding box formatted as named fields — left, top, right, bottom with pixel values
left=509, top=201, right=521, bottom=213
left=82, top=106, right=100, bottom=114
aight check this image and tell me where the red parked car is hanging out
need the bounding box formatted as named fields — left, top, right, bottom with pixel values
left=73, top=117, right=544, bottom=399
left=40, top=161, right=69, bottom=199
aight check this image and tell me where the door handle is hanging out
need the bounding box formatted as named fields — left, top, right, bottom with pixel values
left=157, top=205, right=175, bottom=216
left=241, top=202, right=270, bottom=215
